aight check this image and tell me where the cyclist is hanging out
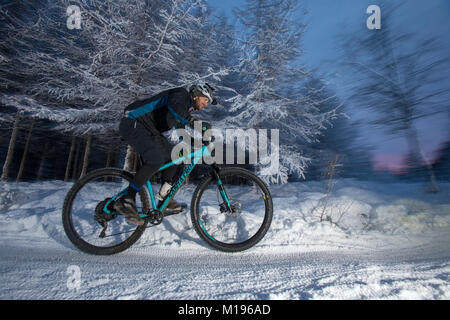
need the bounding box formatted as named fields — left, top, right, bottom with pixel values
left=115, top=83, right=217, bottom=225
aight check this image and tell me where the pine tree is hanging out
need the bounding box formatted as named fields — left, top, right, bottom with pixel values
left=227, top=0, right=339, bottom=183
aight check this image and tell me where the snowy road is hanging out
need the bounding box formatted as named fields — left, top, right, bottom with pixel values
left=1, top=236, right=449, bottom=300
left=0, top=179, right=449, bottom=300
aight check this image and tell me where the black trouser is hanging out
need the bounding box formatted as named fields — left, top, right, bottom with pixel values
left=119, top=117, right=177, bottom=191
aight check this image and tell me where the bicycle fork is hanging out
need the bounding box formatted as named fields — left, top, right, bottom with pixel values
left=211, top=164, right=232, bottom=212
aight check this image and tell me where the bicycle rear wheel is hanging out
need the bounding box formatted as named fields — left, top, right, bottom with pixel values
left=62, top=168, right=150, bottom=255
left=191, top=167, right=273, bottom=252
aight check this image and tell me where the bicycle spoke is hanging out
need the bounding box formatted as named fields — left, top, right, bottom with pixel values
left=192, top=168, right=272, bottom=251
left=62, top=169, right=149, bottom=255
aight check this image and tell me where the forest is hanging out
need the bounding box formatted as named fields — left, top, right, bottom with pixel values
left=1, top=0, right=449, bottom=186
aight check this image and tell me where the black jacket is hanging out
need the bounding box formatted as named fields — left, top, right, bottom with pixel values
left=124, top=87, right=195, bottom=133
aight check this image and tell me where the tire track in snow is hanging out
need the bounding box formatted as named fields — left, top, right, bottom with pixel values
left=1, top=245, right=449, bottom=299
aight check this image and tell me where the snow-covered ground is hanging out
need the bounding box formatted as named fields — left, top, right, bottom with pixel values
left=0, top=178, right=449, bottom=300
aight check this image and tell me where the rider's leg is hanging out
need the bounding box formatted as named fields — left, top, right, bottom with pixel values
left=116, top=118, right=167, bottom=223
left=126, top=159, right=184, bottom=211
left=115, top=161, right=179, bottom=224
left=125, top=162, right=176, bottom=199
left=118, top=118, right=184, bottom=214
left=119, top=118, right=170, bottom=196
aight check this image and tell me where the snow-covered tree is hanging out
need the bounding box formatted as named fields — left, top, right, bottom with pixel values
left=225, top=0, right=339, bottom=183
left=1, top=0, right=342, bottom=183
left=1, top=0, right=234, bottom=177
left=1, top=0, right=232, bottom=133
left=302, top=77, right=374, bottom=181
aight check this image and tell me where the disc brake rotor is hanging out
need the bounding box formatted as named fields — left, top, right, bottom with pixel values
left=220, top=200, right=242, bottom=218
left=94, top=198, right=116, bottom=225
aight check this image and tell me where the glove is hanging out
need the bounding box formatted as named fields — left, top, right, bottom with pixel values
left=202, top=122, right=211, bottom=132
left=178, top=147, right=191, bottom=158
left=201, top=122, right=213, bottom=145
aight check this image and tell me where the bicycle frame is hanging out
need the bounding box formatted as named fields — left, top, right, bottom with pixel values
left=104, top=143, right=231, bottom=218
left=146, top=144, right=209, bottom=214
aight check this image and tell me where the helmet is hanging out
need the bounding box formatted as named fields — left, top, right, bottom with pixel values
left=189, top=83, right=217, bottom=105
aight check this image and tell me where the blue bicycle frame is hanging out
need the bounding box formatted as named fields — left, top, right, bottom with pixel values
left=147, top=144, right=209, bottom=214
left=104, top=143, right=230, bottom=218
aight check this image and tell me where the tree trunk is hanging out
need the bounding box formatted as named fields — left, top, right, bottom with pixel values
left=111, top=151, right=118, bottom=168
left=16, top=120, right=34, bottom=182
left=102, top=149, right=112, bottom=182
left=80, top=134, right=93, bottom=178
left=1, top=111, right=20, bottom=181
left=406, top=128, right=439, bottom=193
left=64, top=136, right=76, bottom=181
left=132, top=150, right=139, bottom=172
left=37, top=142, right=49, bottom=180
left=105, top=149, right=112, bottom=168
left=72, top=139, right=81, bottom=180
left=123, top=145, right=135, bottom=172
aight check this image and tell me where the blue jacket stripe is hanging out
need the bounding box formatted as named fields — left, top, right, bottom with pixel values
left=167, top=106, right=189, bottom=125
left=127, top=96, right=168, bottom=119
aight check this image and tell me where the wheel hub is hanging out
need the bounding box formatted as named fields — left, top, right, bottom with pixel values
left=220, top=200, right=242, bottom=218
left=94, top=198, right=117, bottom=225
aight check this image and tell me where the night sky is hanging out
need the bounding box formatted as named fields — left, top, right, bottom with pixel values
left=210, top=0, right=450, bottom=172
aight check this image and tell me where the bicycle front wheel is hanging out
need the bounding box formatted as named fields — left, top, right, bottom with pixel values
left=191, top=167, right=273, bottom=252
left=62, top=168, right=150, bottom=255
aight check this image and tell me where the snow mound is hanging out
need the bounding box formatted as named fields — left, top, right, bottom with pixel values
left=0, top=179, right=448, bottom=252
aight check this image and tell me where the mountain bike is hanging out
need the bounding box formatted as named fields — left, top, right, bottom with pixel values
left=62, top=141, right=273, bottom=255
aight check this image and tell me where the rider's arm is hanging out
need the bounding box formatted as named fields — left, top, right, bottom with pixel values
left=168, top=88, right=211, bottom=131
left=167, top=88, right=192, bottom=128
